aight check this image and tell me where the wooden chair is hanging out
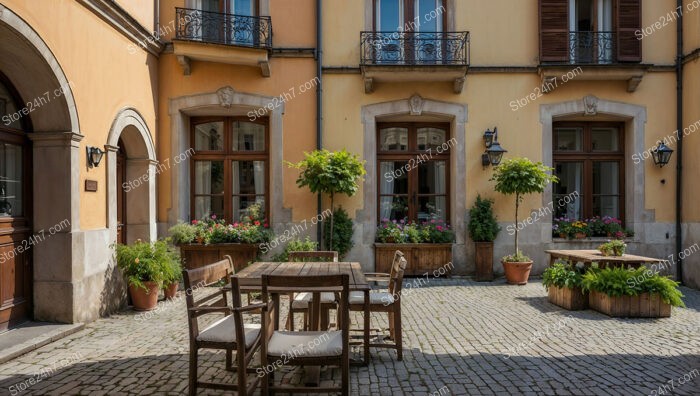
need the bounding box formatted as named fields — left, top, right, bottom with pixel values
left=183, top=257, right=264, bottom=395
left=287, top=251, right=339, bottom=331
left=349, top=250, right=407, bottom=360
left=260, top=274, right=350, bottom=396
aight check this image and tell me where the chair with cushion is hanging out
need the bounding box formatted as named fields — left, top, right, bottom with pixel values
left=183, top=257, right=264, bottom=395
left=349, top=250, right=407, bottom=360
left=260, top=274, right=350, bottom=395
left=286, top=251, right=339, bottom=331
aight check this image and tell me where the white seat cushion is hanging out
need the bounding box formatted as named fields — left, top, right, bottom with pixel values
left=349, top=291, right=395, bottom=305
left=196, top=316, right=260, bottom=348
left=267, top=331, right=343, bottom=357
left=291, top=292, right=336, bottom=309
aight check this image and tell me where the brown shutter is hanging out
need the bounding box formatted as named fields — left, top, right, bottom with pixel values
left=616, top=0, right=642, bottom=62
left=539, top=0, right=569, bottom=63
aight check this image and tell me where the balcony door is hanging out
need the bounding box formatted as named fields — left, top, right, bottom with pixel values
left=568, top=0, right=613, bottom=64
left=189, top=0, right=258, bottom=45
left=374, top=0, right=445, bottom=64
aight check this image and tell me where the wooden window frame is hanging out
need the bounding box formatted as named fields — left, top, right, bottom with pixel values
left=553, top=121, right=625, bottom=222
left=376, top=122, right=451, bottom=223
left=189, top=116, right=270, bottom=223
left=372, top=0, right=447, bottom=31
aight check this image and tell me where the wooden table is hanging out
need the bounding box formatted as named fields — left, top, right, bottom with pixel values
left=235, top=261, right=371, bottom=366
left=545, top=249, right=663, bottom=269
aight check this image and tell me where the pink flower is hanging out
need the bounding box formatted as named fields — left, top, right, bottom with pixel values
left=254, top=220, right=261, bottom=226
left=436, top=226, right=443, bottom=231
left=211, top=214, right=217, bottom=219
left=192, top=220, right=198, bottom=225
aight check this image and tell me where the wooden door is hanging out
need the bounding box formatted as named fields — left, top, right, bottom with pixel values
left=0, top=130, right=32, bottom=332
left=116, top=142, right=126, bottom=245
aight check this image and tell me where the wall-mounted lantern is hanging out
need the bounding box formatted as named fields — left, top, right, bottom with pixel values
left=651, top=141, right=673, bottom=168
left=87, top=146, right=105, bottom=168
left=482, top=127, right=507, bottom=166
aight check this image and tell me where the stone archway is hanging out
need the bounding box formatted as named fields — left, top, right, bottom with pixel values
left=106, top=108, right=157, bottom=244
left=0, top=4, right=84, bottom=323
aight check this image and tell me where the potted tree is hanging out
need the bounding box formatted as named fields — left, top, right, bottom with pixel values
left=468, top=195, right=500, bottom=281
left=287, top=149, right=365, bottom=250
left=491, top=158, right=558, bottom=285
left=115, top=239, right=179, bottom=311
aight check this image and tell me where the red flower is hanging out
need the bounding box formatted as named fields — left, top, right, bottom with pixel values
left=254, top=220, right=261, bottom=226
left=436, top=226, right=443, bottom=231
left=192, top=219, right=198, bottom=225
left=264, top=223, right=269, bottom=228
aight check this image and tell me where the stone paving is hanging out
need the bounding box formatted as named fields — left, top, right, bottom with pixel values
left=0, top=279, right=698, bottom=395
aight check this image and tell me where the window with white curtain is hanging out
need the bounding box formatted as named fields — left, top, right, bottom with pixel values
left=191, top=117, right=268, bottom=222
left=553, top=122, right=624, bottom=222
left=377, top=123, right=450, bottom=223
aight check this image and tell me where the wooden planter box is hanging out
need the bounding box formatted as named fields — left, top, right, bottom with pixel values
left=588, top=290, right=672, bottom=318
left=474, top=242, right=493, bottom=281
left=179, top=243, right=259, bottom=272
left=547, top=285, right=588, bottom=310
left=374, top=243, right=452, bottom=277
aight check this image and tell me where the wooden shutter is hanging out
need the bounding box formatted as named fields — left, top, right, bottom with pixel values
left=616, top=0, right=642, bottom=62
left=539, top=0, right=569, bottom=63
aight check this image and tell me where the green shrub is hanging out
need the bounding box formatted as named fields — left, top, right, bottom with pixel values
left=323, top=207, right=354, bottom=258
left=582, top=266, right=685, bottom=307
left=468, top=194, right=500, bottom=242
left=272, top=236, right=319, bottom=261
left=542, top=261, right=584, bottom=290
left=168, top=221, right=196, bottom=244
left=115, top=239, right=180, bottom=291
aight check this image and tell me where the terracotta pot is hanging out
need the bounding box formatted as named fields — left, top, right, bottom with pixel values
left=558, top=233, right=567, bottom=239
left=164, top=282, right=179, bottom=300
left=574, top=232, right=587, bottom=239
left=502, top=260, right=533, bottom=285
left=129, top=281, right=160, bottom=311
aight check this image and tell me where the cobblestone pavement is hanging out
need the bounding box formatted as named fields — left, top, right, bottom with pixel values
left=0, top=279, right=698, bottom=396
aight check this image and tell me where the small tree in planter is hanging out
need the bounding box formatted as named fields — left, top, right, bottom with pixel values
left=468, top=195, right=500, bottom=281
left=288, top=149, right=366, bottom=250
left=490, top=158, right=558, bottom=285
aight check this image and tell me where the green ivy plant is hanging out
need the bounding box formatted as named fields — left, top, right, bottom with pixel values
left=581, top=266, right=685, bottom=307
left=287, top=149, right=366, bottom=249
left=542, top=261, right=584, bottom=291
left=468, top=194, right=500, bottom=242
left=490, top=158, right=558, bottom=262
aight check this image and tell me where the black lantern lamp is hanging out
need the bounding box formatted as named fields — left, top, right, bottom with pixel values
left=482, top=127, right=507, bottom=166
left=651, top=141, right=673, bottom=168
left=87, top=146, right=105, bottom=168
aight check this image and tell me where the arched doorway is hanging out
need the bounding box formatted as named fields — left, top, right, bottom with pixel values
left=0, top=73, right=33, bottom=331
left=106, top=108, right=157, bottom=245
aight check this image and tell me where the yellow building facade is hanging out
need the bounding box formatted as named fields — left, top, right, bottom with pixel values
left=0, top=0, right=698, bottom=328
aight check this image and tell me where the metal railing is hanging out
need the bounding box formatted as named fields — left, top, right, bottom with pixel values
left=568, top=31, right=616, bottom=64
left=360, top=31, right=469, bottom=66
left=175, top=7, right=272, bottom=49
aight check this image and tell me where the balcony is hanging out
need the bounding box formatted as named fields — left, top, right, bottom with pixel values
left=173, top=7, right=272, bottom=76
left=360, top=31, right=470, bottom=93
left=538, top=31, right=649, bottom=93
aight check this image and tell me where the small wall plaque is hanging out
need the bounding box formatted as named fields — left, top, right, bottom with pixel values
left=85, top=180, right=98, bottom=192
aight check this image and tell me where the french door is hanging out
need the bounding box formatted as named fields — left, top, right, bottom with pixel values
left=191, top=0, right=259, bottom=45
left=569, top=0, right=614, bottom=64
left=373, top=0, right=445, bottom=64
left=377, top=123, right=450, bottom=223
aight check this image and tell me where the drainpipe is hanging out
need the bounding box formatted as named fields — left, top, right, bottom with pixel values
left=316, top=0, right=324, bottom=244
left=675, top=0, right=684, bottom=284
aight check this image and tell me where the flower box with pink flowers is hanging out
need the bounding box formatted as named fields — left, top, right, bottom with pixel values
left=168, top=213, right=272, bottom=272
left=374, top=218, right=454, bottom=277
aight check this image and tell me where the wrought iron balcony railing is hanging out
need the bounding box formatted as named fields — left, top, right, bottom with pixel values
left=360, top=31, right=469, bottom=66
left=568, top=31, right=616, bottom=64
left=175, top=7, right=272, bottom=49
